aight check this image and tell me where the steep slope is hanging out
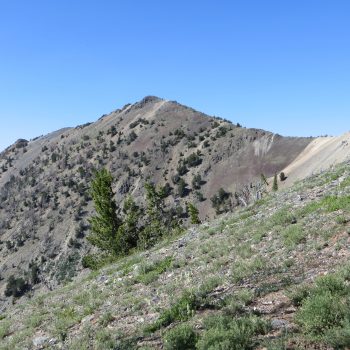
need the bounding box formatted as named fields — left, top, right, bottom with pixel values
left=0, top=96, right=312, bottom=306
left=278, top=132, right=350, bottom=188
left=1, top=160, right=350, bottom=349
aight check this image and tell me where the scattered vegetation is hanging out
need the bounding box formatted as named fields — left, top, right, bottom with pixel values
left=294, top=269, right=350, bottom=348
left=211, top=188, right=231, bottom=214
left=2, top=99, right=350, bottom=349
left=136, top=256, right=173, bottom=285
left=86, top=169, right=184, bottom=260
left=145, top=291, right=199, bottom=333
left=4, top=275, right=28, bottom=298
left=163, top=324, right=197, bottom=350
left=197, top=315, right=269, bottom=350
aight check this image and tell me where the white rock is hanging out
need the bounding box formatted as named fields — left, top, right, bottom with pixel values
left=33, top=336, right=49, bottom=347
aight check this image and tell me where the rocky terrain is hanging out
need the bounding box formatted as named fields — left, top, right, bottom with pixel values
left=1, top=156, right=350, bottom=349
left=0, top=96, right=313, bottom=304
left=278, top=131, right=350, bottom=189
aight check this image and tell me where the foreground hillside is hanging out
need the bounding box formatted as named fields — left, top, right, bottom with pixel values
left=0, top=96, right=312, bottom=304
left=1, top=161, right=350, bottom=349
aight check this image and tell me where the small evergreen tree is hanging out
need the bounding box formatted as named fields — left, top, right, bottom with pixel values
left=192, top=174, right=202, bottom=190
left=139, top=182, right=165, bottom=248
left=280, top=172, right=287, bottom=181
left=51, top=153, right=58, bottom=163
left=260, top=173, right=269, bottom=186
left=116, top=196, right=141, bottom=254
left=195, top=191, right=205, bottom=202
left=177, top=178, right=187, bottom=197
left=29, top=262, right=40, bottom=284
left=187, top=203, right=201, bottom=224
left=4, top=275, right=28, bottom=297
left=185, top=153, right=202, bottom=167
left=160, top=182, right=172, bottom=197
left=272, top=173, right=278, bottom=191
left=139, top=182, right=184, bottom=248
left=177, top=163, right=188, bottom=176
left=88, top=168, right=122, bottom=254
left=211, top=188, right=231, bottom=214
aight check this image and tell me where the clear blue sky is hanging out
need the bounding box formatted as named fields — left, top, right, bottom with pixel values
left=0, top=1, right=349, bottom=151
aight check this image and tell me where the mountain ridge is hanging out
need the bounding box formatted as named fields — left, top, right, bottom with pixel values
left=0, top=96, right=317, bottom=309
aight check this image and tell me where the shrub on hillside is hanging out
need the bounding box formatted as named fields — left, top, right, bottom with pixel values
left=192, top=174, right=202, bottom=190
left=280, top=172, right=287, bottom=181
left=295, top=271, right=350, bottom=343
left=177, top=178, right=188, bottom=198
left=163, top=324, right=197, bottom=350
left=197, top=315, right=269, bottom=350
left=4, top=275, right=28, bottom=297
left=211, top=188, right=231, bottom=214
left=296, top=291, right=347, bottom=335
left=184, top=153, right=202, bottom=167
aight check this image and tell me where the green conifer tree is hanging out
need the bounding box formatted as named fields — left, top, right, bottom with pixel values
left=177, top=178, right=187, bottom=197
left=192, top=174, right=202, bottom=190
left=116, top=196, right=141, bottom=254
left=187, top=203, right=201, bottom=224
left=88, top=168, right=121, bottom=254
left=272, top=173, right=278, bottom=191
left=138, top=182, right=165, bottom=248
left=139, top=182, right=184, bottom=248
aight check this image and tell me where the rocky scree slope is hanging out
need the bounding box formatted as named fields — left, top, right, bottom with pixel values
left=0, top=96, right=312, bottom=307
left=1, top=160, right=350, bottom=349
left=278, top=131, right=350, bottom=189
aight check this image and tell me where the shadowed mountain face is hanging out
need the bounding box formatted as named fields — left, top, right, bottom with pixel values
left=0, top=96, right=313, bottom=305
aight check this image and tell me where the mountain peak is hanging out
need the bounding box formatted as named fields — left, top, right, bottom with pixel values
left=136, top=95, right=164, bottom=106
